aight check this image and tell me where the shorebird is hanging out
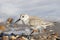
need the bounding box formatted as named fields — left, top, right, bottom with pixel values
left=15, top=14, right=54, bottom=33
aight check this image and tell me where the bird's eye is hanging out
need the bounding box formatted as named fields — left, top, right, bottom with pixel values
left=22, top=16, right=24, bottom=18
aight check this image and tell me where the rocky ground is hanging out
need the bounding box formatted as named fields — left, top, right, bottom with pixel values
left=0, top=22, right=60, bottom=40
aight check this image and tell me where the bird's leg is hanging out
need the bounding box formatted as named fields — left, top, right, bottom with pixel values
left=30, top=29, right=38, bottom=35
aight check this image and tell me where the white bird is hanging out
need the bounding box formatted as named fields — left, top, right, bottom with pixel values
left=15, top=14, right=54, bottom=33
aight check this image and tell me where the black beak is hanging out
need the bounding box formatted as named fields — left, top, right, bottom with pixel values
left=15, top=19, right=21, bottom=23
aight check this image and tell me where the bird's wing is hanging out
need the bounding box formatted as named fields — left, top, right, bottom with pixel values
left=40, top=21, right=54, bottom=27
left=29, top=16, right=43, bottom=26
left=29, top=16, right=54, bottom=29
left=29, top=16, right=54, bottom=27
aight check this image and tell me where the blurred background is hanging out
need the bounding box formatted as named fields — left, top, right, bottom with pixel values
left=0, top=0, right=60, bottom=22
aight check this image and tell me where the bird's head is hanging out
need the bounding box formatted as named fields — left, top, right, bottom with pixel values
left=15, top=14, right=29, bottom=23
left=20, top=14, right=29, bottom=21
